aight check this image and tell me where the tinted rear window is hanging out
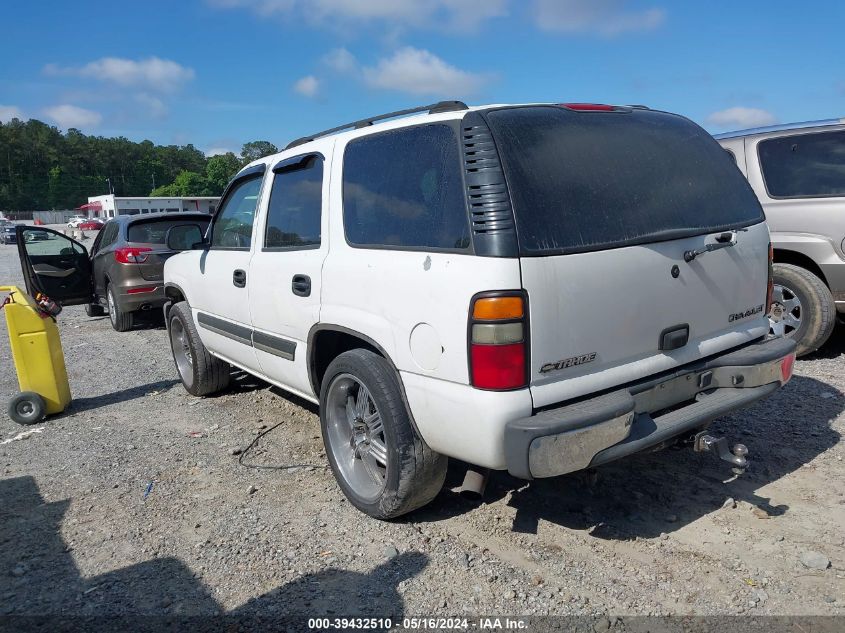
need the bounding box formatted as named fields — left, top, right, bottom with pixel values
left=128, top=218, right=209, bottom=244
left=485, top=106, right=764, bottom=255
left=342, top=124, right=470, bottom=251
left=758, top=130, right=845, bottom=198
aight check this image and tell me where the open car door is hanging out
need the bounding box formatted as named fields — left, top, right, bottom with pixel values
left=16, top=226, right=92, bottom=306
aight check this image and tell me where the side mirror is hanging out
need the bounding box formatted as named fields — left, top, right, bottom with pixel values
left=166, top=224, right=206, bottom=251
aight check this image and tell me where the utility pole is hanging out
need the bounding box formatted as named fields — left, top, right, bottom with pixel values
left=106, top=177, right=113, bottom=195
left=151, top=172, right=156, bottom=191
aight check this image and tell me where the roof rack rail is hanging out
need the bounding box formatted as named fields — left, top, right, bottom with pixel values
left=285, top=100, right=469, bottom=150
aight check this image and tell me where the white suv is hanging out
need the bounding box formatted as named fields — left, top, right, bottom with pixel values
left=162, top=101, right=796, bottom=519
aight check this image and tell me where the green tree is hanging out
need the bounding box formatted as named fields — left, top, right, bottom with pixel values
left=240, top=140, right=278, bottom=165
left=205, top=152, right=241, bottom=194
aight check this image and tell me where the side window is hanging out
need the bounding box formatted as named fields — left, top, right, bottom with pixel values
left=342, top=124, right=470, bottom=250
left=264, top=156, right=323, bottom=249
left=210, top=175, right=263, bottom=249
left=98, top=223, right=118, bottom=249
left=759, top=130, right=845, bottom=198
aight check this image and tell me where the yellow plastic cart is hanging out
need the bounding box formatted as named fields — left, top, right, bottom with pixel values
left=1, top=286, right=71, bottom=424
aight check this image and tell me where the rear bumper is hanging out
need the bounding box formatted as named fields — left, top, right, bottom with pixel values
left=504, top=336, right=796, bottom=479
left=112, top=279, right=166, bottom=313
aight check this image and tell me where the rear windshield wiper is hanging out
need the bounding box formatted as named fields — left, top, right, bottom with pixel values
left=683, top=230, right=745, bottom=263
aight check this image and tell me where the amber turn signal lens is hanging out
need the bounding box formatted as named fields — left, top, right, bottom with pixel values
left=472, top=296, right=524, bottom=320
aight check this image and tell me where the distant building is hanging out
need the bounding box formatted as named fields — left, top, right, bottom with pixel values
left=81, top=195, right=219, bottom=218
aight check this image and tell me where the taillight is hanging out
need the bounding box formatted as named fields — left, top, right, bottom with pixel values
left=469, top=292, right=528, bottom=390
left=766, top=242, right=774, bottom=311
left=560, top=103, right=616, bottom=111
left=114, top=247, right=152, bottom=264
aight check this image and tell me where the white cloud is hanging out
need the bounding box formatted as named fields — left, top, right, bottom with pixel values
left=45, top=57, right=195, bottom=92
left=43, top=104, right=102, bottom=130
left=206, top=147, right=237, bottom=156
left=323, top=48, right=358, bottom=73
left=0, top=105, right=24, bottom=123
left=136, top=93, right=168, bottom=119
left=293, top=75, right=320, bottom=98
left=363, top=47, right=489, bottom=96
left=532, top=0, right=665, bottom=36
left=706, top=107, right=777, bottom=129
left=208, top=0, right=507, bottom=32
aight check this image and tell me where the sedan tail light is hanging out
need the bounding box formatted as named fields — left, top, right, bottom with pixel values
left=114, top=247, right=152, bottom=264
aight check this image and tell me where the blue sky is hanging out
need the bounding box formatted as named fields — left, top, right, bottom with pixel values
left=1, top=0, right=842, bottom=155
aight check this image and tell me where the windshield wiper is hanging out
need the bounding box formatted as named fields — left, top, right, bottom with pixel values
left=683, top=230, right=743, bottom=263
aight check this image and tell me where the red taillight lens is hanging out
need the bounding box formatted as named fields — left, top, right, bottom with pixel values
left=560, top=103, right=616, bottom=111
left=766, top=242, right=774, bottom=311
left=780, top=353, right=795, bottom=383
left=114, top=247, right=152, bottom=264
left=469, top=292, right=528, bottom=391
left=471, top=343, right=526, bottom=390
left=126, top=286, right=158, bottom=295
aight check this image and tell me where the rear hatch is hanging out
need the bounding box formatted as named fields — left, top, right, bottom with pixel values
left=126, top=216, right=209, bottom=281
left=484, top=105, right=770, bottom=408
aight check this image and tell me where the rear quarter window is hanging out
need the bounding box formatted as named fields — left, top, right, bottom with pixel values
left=342, top=124, right=470, bottom=251
left=758, top=130, right=845, bottom=198
left=485, top=106, right=764, bottom=255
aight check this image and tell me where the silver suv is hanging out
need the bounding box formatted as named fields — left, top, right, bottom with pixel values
left=716, top=119, right=845, bottom=356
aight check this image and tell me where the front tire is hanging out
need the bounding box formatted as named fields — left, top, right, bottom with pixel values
left=168, top=301, right=230, bottom=396
left=8, top=392, right=46, bottom=425
left=769, top=263, right=835, bottom=357
left=85, top=303, right=105, bottom=317
left=320, top=349, right=447, bottom=519
left=106, top=284, right=133, bottom=332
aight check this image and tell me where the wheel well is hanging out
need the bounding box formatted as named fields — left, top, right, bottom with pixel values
left=165, top=285, right=186, bottom=303
left=772, top=249, right=829, bottom=287
left=309, top=329, right=383, bottom=395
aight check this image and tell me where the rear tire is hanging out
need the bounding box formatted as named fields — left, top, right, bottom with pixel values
left=168, top=301, right=230, bottom=396
left=8, top=392, right=46, bottom=425
left=319, top=348, right=447, bottom=519
left=769, top=263, right=835, bottom=357
left=106, top=284, right=133, bottom=332
left=85, top=303, right=105, bottom=317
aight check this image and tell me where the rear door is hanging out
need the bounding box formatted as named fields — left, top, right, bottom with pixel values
left=248, top=149, right=329, bottom=396
left=16, top=226, right=92, bottom=306
left=484, top=106, right=771, bottom=408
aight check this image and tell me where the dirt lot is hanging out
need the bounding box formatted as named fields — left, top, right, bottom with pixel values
left=0, top=231, right=843, bottom=621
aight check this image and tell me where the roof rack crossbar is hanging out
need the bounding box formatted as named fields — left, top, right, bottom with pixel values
left=285, top=100, right=469, bottom=150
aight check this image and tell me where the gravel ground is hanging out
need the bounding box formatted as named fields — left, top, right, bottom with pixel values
left=0, top=230, right=843, bottom=621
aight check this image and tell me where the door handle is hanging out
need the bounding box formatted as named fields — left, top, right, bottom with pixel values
left=291, top=274, right=311, bottom=297
left=233, top=269, right=247, bottom=288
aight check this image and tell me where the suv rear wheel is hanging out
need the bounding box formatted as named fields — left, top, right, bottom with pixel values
left=320, top=349, right=447, bottom=519
left=168, top=301, right=231, bottom=396
left=106, top=284, right=133, bottom=332
left=769, top=263, right=835, bottom=357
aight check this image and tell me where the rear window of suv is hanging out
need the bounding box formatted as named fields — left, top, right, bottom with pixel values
left=128, top=218, right=210, bottom=244
left=485, top=106, right=764, bottom=256
left=758, top=130, right=845, bottom=198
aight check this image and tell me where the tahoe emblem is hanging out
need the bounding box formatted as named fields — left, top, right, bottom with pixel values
left=540, top=352, right=597, bottom=374
left=729, top=304, right=764, bottom=322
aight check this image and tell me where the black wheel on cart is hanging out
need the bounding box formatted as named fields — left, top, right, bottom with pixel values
left=8, top=392, right=46, bottom=425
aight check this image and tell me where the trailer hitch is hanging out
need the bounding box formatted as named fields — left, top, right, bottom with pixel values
left=693, top=432, right=748, bottom=474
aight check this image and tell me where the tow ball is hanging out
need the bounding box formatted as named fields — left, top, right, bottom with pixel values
left=693, top=431, right=749, bottom=474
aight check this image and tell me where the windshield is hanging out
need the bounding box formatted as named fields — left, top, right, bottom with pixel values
left=485, top=106, right=765, bottom=256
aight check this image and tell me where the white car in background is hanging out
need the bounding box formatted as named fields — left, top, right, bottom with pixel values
left=66, top=216, right=88, bottom=228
